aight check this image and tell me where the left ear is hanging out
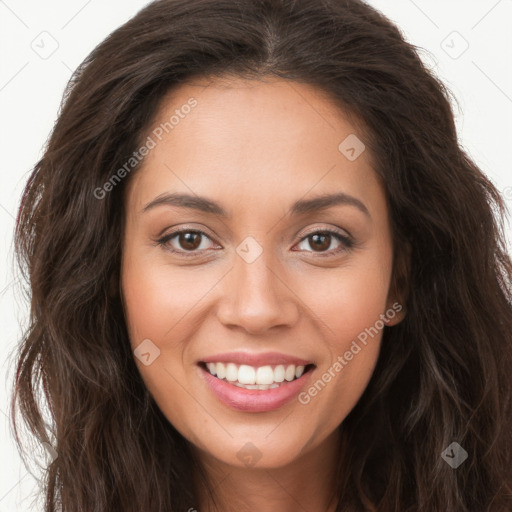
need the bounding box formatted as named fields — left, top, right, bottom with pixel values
left=384, top=239, right=411, bottom=326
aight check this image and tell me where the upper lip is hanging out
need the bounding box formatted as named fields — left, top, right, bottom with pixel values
left=200, top=351, right=314, bottom=367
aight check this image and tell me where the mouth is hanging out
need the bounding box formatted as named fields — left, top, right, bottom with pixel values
left=199, top=361, right=316, bottom=390
left=197, top=353, right=316, bottom=412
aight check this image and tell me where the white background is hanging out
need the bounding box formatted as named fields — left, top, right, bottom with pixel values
left=1, top=0, right=511, bottom=510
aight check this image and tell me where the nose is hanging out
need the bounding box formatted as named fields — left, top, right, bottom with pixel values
left=216, top=249, right=300, bottom=335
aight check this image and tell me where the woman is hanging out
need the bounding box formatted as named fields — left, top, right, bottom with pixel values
left=12, top=0, right=512, bottom=510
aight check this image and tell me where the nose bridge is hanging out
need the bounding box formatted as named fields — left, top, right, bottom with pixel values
left=216, top=237, right=299, bottom=334
left=236, top=244, right=278, bottom=298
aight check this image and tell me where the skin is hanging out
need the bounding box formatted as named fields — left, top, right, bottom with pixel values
left=121, top=75, right=405, bottom=512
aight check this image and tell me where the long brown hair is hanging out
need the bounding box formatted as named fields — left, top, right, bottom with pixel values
left=12, top=0, right=512, bottom=510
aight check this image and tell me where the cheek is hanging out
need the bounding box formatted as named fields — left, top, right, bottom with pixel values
left=293, top=251, right=391, bottom=425
left=121, top=252, right=209, bottom=441
left=298, top=253, right=392, bottom=351
left=121, top=250, right=219, bottom=345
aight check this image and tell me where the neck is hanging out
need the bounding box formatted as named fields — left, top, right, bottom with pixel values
left=194, top=428, right=342, bottom=512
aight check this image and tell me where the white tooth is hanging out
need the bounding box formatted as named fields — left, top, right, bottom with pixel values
left=258, top=384, right=270, bottom=390
left=269, top=383, right=279, bottom=389
left=225, top=363, right=238, bottom=382
left=295, top=365, right=305, bottom=378
left=238, top=365, right=256, bottom=384
left=234, top=382, right=245, bottom=387
left=255, top=365, right=274, bottom=385
left=273, top=365, right=285, bottom=382
left=284, top=365, right=296, bottom=381
left=245, top=384, right=259, bottom=389
left=207, top=363, right=217, bottom=376
left=216, top=362, right=226, bottom=379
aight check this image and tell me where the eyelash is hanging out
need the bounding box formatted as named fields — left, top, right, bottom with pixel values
left=155, top=227, right=355, bottom=258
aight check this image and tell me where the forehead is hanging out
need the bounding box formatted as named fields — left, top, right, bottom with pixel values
left=125, top=76, right=385, bottom=220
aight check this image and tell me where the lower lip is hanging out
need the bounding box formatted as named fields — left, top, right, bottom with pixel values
left=199, top=365, right=314, bottom=413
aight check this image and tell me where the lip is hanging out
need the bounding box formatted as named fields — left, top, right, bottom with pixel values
left=200, top=351, right=313, bottom=367
left=198, top=360, right=315, bottom=413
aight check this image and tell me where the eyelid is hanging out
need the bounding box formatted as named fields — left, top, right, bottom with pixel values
left=297, top=224, right=352, bottom=240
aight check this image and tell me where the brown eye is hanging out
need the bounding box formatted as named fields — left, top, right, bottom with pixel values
left=177, top=231, right=202, bottom=251
left=308, top=233, right=332, bottom=252
left=157, top=229, right=217, bottom=256
left=294, top=229, right=354, bottom=256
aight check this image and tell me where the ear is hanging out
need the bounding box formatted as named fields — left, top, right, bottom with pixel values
left=384, top=240, right=411, bottom=326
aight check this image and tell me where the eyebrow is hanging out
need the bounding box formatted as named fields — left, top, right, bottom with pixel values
left=142, top=191, right=371, bottom=218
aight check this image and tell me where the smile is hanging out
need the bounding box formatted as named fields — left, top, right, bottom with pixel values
left=204, top=362, right=310, bottom=389
left=198, top=352, right=316, bottom=412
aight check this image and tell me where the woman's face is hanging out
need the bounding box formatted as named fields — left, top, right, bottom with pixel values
left=121, top=76, right=404, bottom=469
